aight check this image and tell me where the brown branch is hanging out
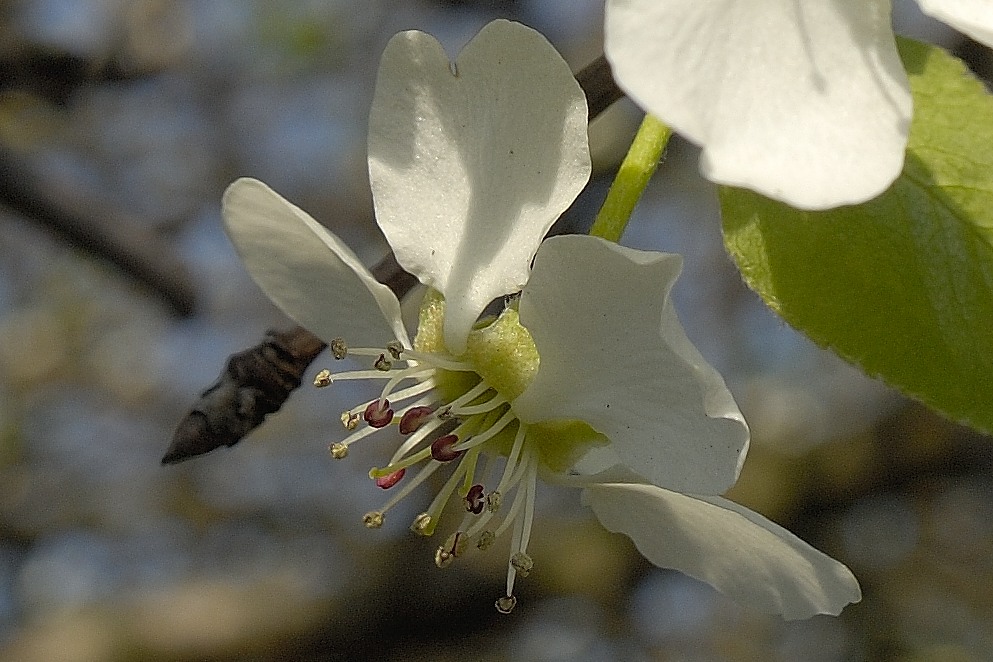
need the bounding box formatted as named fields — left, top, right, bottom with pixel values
left=0, top=147, right=198, bottom=317
left=0, top=44, right=135, bottom=106
left=162, top=53, right=626, bottom=464
left=0, top=46, right=192, bottom=315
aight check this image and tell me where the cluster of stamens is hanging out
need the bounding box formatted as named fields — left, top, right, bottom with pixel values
left=315, top=336, right=538, bottom=613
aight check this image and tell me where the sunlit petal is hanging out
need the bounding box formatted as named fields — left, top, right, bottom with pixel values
left=515, top=235, right=748, bottom=494
left=917, top=0, right=993, bottom=46
left=605, top=0, right=912, bottom=209
left=585, top=482, right=862, bottom=619
left=222, top=178, right=409, bottom=347
left=369, top=19, right=591, bottom=352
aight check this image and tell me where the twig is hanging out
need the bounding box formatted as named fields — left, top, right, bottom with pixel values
left=0, top=147, right=198, bottom=317
left=162, top=53, right=625, bottom=464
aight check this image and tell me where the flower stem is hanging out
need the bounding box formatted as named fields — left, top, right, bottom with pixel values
left=589, top=114, right=672, bottom=243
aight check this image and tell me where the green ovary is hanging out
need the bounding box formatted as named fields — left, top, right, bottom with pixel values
left=413, top=289, right=608, bottom=472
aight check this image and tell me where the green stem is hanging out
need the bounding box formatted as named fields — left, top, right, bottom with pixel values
left=589, top=114, right=672, bottom=243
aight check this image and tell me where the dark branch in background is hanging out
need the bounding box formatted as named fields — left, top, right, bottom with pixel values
left=162, top=54, right=626, bottom=464
left=0, top=44, right=133, bottom=106
left=0, top=147, right=197, bottom=317
left=576, top=54, right=624, bottom=119
left=0, top=46, right=195, bottom=316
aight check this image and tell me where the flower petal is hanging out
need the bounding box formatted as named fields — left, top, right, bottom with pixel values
left=584, top=482, right=862, bottom=619
left=368, top=19, right=591, bottom=353
left=604, top=0, right=912, bottom=209
left=222, top=178, right=409, bottom=347
left=917, top=0, right=993, bottom=46
left=514, top=235, right=748, bottom=495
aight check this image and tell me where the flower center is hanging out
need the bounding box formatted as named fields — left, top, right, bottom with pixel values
left=315, top=289, right=606, bottom=613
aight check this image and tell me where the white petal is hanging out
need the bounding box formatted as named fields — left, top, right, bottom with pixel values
left=514, top=235, right=748, bottom=495
left=604, top=0, right=912, bottom=209
left=222, top=178, right=409, bottom=347
left=917, top=0, right=993, bottom=46
left=368, top=19, right=591, bottom=353
left=585, top=483, right=862, bottom=619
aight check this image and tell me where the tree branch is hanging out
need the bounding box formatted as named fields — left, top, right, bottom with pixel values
left=162, top=53, right=626, bottom=464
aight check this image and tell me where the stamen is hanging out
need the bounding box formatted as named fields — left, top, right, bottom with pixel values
left=389, top=415, right=446, bottom=465
left=402, top=349, right=476, bottom=372
left=363, top=511, right=384, bottom=528
left=511, top=551, right=533, bottom=577
left=477, top=530, right=496, bottom=550
left=374, top=353, right=392, bottom=371
left=434, top=531, right=465, bottom=568
left=371, top=446, right=434, bottom=477
left=378, top=368, right=434, bottom=406
left=445, top=381, right=494, bottom=414
left=495, top=595, right=517, bottom=614
left=494, top=424, right=528, bottom=495
left=327, top=366, right=432, bottom=384
left=376, top=459, right=444, bottom=515
left=378, top=377, right=436, bottom=407
left=399, top=406, right=435, bottom=434
left=386, top=341, right=404, bottom=360
left=410, top=513, right=432, bottom=535
left=419, top=449, right=477, bottom=536
left=340, top=411, right=360, bottom=430
left=339, top=421, right=385, bottom=449
left=501, top=455, right=538, bottom=610
left=453, top=409, right=516, bottom=452
left=453, top=393, right=508, bottom=417
left=364, top=399, right=394, bottom=428
left=314, top=369, right=332, bottom=387
left=462, top=452, right=533, bottom=543
left=330, top=338, right=347, bottom=360
left=329, top=442, right=348, bottom=459
left=465, top=484, right=485, bottom=514
left=375, top=468, right=405, bottom=489
left=430, top=434, right=463, bottom=462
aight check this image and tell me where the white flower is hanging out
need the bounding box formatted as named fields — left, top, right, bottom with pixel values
left=604, top=0, right=993, bottom=210
left=221, top=19, right=859, bottom=617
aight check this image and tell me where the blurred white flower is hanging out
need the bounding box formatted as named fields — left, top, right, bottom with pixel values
left=604, top=0, right=993, bottom=210
left=221, top=19, right=858, bottom=618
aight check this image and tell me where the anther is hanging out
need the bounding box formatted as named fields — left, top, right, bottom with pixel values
left=477, top=530, right=496, bottom=550
left=486, top=491, right=503, bottom=513
left=341, top=411, right=360, bottom=430
left=386, top=341, right=404, bottom=360
left=434, top=531, right=464, bottom=568
left=313, top=369, right=332, bottom=387
left=364, top=400, right=394, bottom=428
left=410, top=513, right=432, bottom=535
left=330, top=338, right=347, bottom=360
left=434, top=546, right=454, bottom=568
left=329, top=442, right=348, bottom=459
left=465, top=484, right=485, bottom=514
left=362, top=511, right=384, bottom=529
left=399, top=406, right=434, bottom=435
left=511, top=552, right=534, bottom=578
left=375, top=468, right=405, bottom=489
left=431, top=434, right=463, bottom=462
left=495, top=595, right=517, bottom=614
left=374, top=353, right=392, bottom=371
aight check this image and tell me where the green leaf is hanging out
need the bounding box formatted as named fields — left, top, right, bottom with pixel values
left=720, top=38, right=993, bottom=433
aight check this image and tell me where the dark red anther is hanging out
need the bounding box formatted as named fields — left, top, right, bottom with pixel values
left=465, top=484, right=485, bottom=514
left=399, top=406, right=435, bottom=435
left=375, top=468, right=405, bottom=489
left=430, top=434, right=463, bottom=462
left=364, top=399, right=394, bottom=428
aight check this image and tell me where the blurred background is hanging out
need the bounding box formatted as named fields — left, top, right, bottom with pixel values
left=1, top=1, right=991, bottom=660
